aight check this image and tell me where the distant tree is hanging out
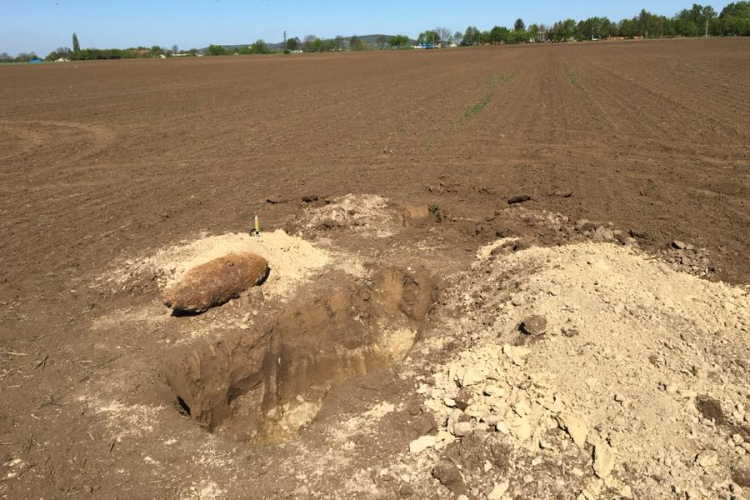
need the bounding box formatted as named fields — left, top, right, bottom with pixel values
left=550, top=19, right=579, bottom=41
left=580, top=17, right=612, bottom=39
left=249, top=39, right=271, bottom=54
left=310, top=38, right=324, bottom=52
left=702, top=5, right=718, bottom=25
left=376, top=34, right=387, bottom=49
left=334, top=35, right=345, bottom=51
left=15, top=52, right=36, bottom=62
left=285, top=37, right=300, bottom=51
left=461, top=26, right=481, bottom=45
left=619, top=18, right=639, bottom=37
left=417, top=30, right=440, bottom=46
left=207, top=44, right=226, bottom=56
left=435, top=27, right=452, bottom=45
left=453, top=30, right=463, bottom=46
left=722, top=1, right=750, bottom=17
left=718, top=1, right=750, bottom=35
left=538, top=23, right=549, bottom=41
left=0, top=52, right=12, bottom=62
left=172, top=44, right=179, bottom=54
left=72, top=33, right=80, bottom=52
left=489, top=26, right=510, bottom=44
left=45, top=46, right=71, bottom=61
left=302, top=35, right=318, bottom=52
left=349, top=34, right=364, bottom=51
left=389, top=34, right=409, bottom=48
left=514, top=18, right=526, bottom=31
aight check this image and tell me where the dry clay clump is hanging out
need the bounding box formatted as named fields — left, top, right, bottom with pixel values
left=163, top=252, right=269, bottom=313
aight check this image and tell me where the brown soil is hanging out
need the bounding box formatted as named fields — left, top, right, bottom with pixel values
left=1, top=38, right=750, bottom=499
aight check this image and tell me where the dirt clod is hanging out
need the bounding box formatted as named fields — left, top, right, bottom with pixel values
left=732, top=460, right=750, bottom=487
left=399, top=484, right=415, bottom=497
left=508, top=195, right=531, bottom=205
left=431, top=460, right=467, bottom=495
left=696, top=395, right=726, bottom=425
left=519, top=315, right=547, bottom=336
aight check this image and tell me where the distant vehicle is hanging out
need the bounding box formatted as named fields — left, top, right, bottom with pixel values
left=28, top=58, right=42, bottom=64
left=420, top=43, right=435, bottom=49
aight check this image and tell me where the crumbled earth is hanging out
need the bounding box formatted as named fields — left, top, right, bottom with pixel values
left=411, top=240, right=750, bottom=499
left=3, top=192, right=750, bottom=499
left=2, top=40, right=750, bottom=500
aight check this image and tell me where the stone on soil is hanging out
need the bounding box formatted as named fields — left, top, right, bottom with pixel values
left=593, top=443, right=616, bottom=478
left=557, top=413, right=588, bottom=448
left=410, top=435, right=437, bottom=455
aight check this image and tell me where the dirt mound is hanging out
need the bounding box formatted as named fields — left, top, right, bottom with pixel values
left=412, top=241, right=750, bottom=499
left=164, top=266, right=438, bottom=442
left=163, top=252, right=269, bottom=314
left=289, top=194, right=402, bottom=238
left=108, top=229, right=329, bottom=300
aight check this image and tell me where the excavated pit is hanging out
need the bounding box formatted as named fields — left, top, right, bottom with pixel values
left=163, top=266, right=438, bottom=442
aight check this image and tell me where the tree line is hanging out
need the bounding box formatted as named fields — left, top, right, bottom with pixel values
left=281, top=34, right=409, bottom=53
left=2, top=2, right=748, bottom=63
left=445, top=2, right=750, bottom=46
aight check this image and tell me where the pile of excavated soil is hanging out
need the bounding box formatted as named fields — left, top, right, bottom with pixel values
left=109, top=229, right=330, bottom=299
left=294, top=194, right=401, bottom=238
left=404, top=241, right=750, bottom=499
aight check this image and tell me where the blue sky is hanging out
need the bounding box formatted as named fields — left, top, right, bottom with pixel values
left=0, top=0, right=723, bottom=56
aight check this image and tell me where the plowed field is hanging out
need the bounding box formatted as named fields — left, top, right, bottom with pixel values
left=1, top=38, right=749, bottom=499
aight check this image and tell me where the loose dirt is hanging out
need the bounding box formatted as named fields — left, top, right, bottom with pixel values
left=2, top=39, right=750, bottom=499
left=109, top=229, right=331, bottom=299
left=415, top=241, right=750, bottom=499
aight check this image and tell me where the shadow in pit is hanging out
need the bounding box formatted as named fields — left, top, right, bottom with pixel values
left=163, top=266, right=439, bottom=442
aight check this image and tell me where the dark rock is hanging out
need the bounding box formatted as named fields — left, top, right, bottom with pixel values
left=489, top=439, right=512, bottom=471
left=490, top=245, right=508, bottom=257
left=696, top=395, right=726, bottom=425
left=266, top=197, right=289, bottom=204
left=414, top=413, right=437, bottom=436
left=732, top=460, right=750, bottom=487
left=495, top=229, right=511, bottom=238
left=399, top=484, right=415, bottom=497
left=508, top=195, right=531, bottom=205
left=431, top=461, right=466, bottom=494
left=562, top=327, right=579, bottom=337
left=519, top=315, right=547, bottom=336
left=319, top=219, right=338, bottom=230
left=629, top=229, right=649, bottom=240
left=454, top=388, right=473, bottom=411
left=458, top=433, right=490, bottom=472
left=512, top=238, right=533, bottom=252
left=302, top=195, right=319, bottom=203
left=579, top=221, right=599, bottom=233
left=672, top=240, right=687, bottom=250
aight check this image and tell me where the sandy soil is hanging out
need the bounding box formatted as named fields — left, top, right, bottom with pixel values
left=1, top=39, right=750, bottom=499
